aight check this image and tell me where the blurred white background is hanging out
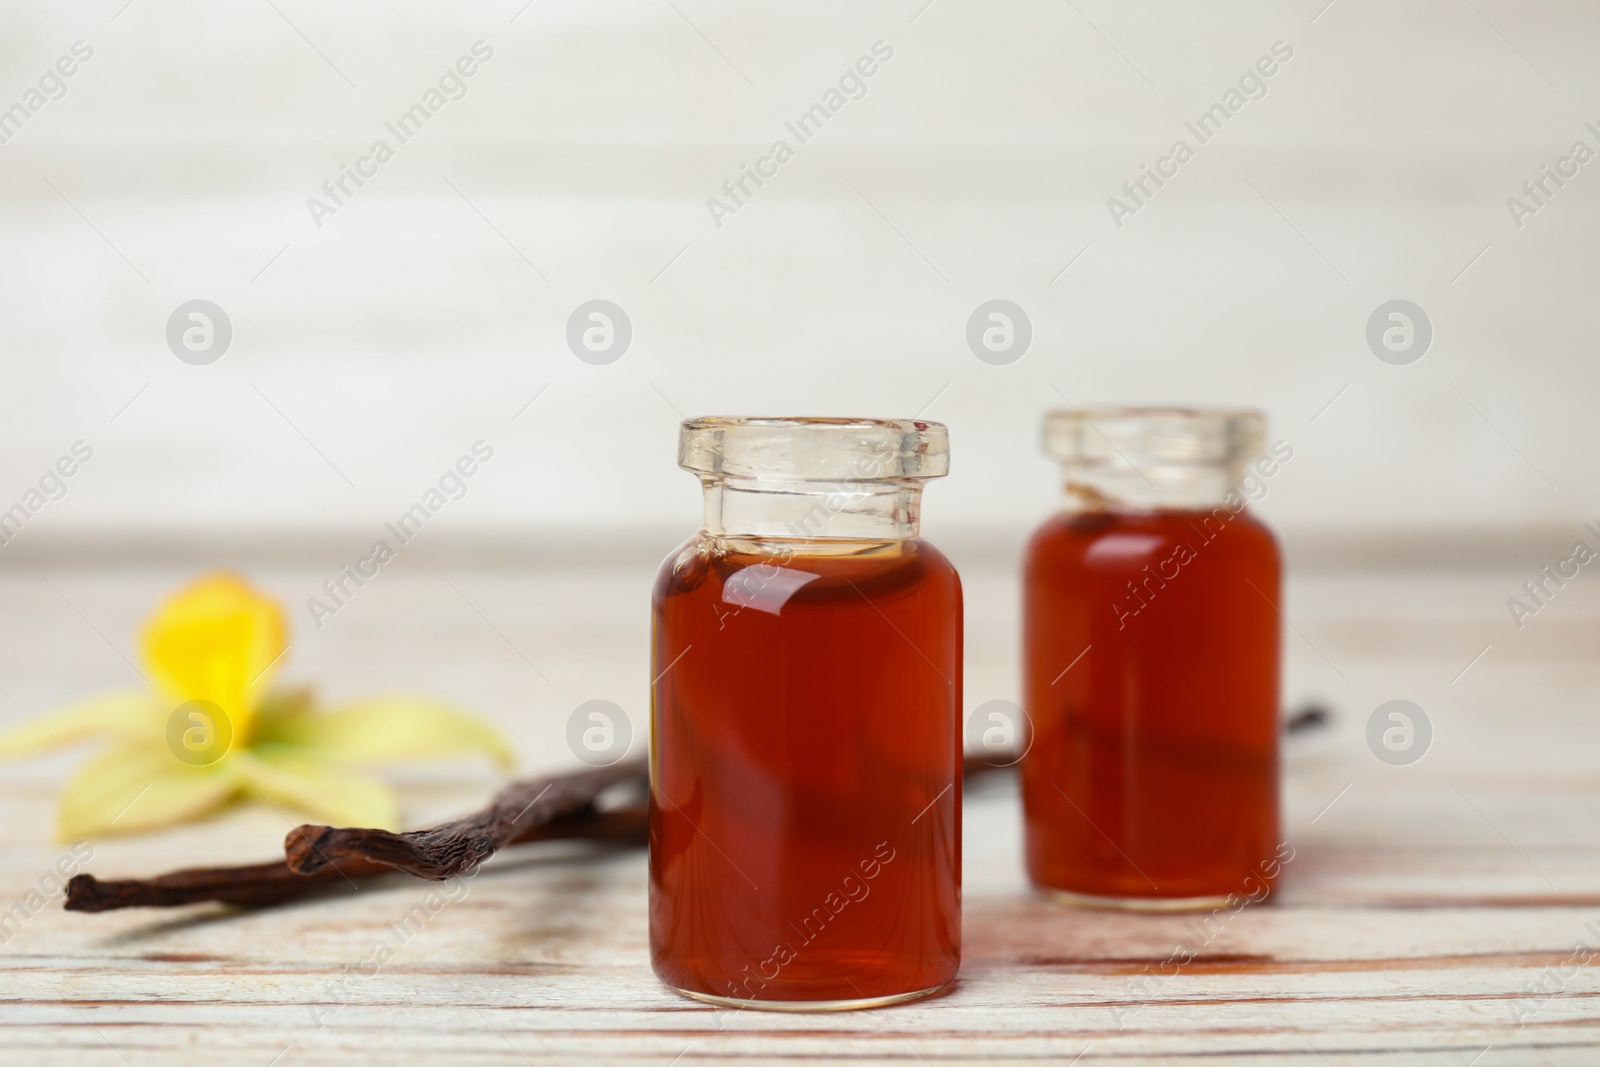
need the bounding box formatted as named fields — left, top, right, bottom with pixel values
left=1, top=0, right=1595, bottom=560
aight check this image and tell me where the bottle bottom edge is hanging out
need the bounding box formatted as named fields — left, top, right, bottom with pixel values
left=1041, top=886, right=1249, bottom=912
left=670, top=980, right=953, bottom=1013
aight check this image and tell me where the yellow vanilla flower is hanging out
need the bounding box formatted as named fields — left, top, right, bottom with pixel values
left=0, top=572, right=512, bottom=840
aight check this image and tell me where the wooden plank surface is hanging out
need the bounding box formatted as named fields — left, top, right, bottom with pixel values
left=1, top=557, right=1597, bottom=1064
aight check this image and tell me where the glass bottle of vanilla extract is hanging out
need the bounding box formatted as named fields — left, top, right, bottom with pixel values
left=1021, top=408, right=1286, bottom=909
left=650, top=417, right=961, bottom=1009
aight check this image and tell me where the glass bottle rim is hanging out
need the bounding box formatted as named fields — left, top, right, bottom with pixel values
left=1043, top=406, right=1265, bottom=467
left=679, top=416, right=950, bottom=483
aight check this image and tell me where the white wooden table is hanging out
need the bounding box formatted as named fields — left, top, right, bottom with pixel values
left=1, top=547, right=1596, bottom=1064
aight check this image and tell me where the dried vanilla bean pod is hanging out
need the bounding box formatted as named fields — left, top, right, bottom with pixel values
left=66, top=763, right=650, bottom=912
left=67, top=757, right=1012, bottom=912
left=284, top=758, right=648, bottom=880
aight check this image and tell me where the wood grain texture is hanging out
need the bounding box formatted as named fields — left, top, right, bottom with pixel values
left=0, top=562, right=1597, bottom=1065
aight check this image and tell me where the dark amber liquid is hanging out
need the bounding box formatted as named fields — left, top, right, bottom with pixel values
left=1021, top=506, right=1281, bottom=902
left=650, top=536, right=961, bottom=1003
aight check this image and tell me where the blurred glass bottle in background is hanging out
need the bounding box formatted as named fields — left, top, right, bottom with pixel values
left=1021, top=408, right=1285, bottom=909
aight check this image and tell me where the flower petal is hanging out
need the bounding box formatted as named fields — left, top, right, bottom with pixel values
left=56, top=743, right=240, bottom=841
left=0, top=692, right=157, bottom=758
left=259, top=697, right=513, bottom=770
left=233, top=750, right=399, bottom=830
left=142, top=572, right=286, bottom=745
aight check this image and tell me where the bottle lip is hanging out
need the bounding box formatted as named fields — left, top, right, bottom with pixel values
left=679, top=416, right=950, bottom=482
left=1043, top=406, right=1265, bottom=467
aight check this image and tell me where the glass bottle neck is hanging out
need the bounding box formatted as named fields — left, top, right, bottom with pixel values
left=1058, top=463, right=1245, bottom=512
left=700, top=478, right=925, bottom=541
